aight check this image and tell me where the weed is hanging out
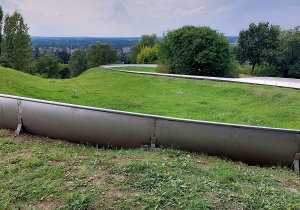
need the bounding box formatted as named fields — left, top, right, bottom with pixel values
left=0, top=129, right=7, bottom=138
left=67, top=194, right=90, bottom=210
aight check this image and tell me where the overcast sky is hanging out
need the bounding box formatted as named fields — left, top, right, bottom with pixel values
left=1, top=0, right=300, bottom=37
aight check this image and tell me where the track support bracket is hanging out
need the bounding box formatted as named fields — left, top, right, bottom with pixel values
left=294, top=153, right=300, bottom=174
left=151, top=136, right=157, bottom=148
left=15, top=100, right=23, bottom=136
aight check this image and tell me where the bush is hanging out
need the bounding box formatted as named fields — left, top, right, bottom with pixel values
left=254, top=62, right=283, bottom=77
left=137, top=45, right=158, bottom=64
left=157, top=62, right=170, bottom=73
left=239, top=64, right=253, bottom=75
left=158, top=25, right=233, bottom=77
left=130, top=34, right=157, bottom=64
left=228, top=60, right=241, bottom=78
left=0, top=56, right=13, bottom=68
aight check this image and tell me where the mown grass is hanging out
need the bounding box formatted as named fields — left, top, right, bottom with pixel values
left=0, top=66, right=299, bottom=129
left=0, top=129, right=299, bottom=209
left=112, top=66, right=157, bottom=73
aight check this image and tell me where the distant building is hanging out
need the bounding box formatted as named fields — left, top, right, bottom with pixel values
left=122, top=47, right=131, bottom=53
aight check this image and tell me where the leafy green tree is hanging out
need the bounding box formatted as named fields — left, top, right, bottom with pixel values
left=33, top=54, right=60, bottom=78
left=236, top=22, right=280, bottom=75
left=1, top=11, right=32, bottom=71
left=278, top=26, right=300, bottom=78
left=0, top=6, right=3, bottom=56
left=130, top=34, right=157, bottom=63
left=118, top=52, right=130, bottom=64
left=137, top=44, right=158, bottom=64
left=252, top=26, right=300, bottom=78
left=56, top=50, right=71, bottom=64
left=87, top=43, right=117, bottom=68
left=59, top=63, right=71, bottom=79
left=34, top=45, right=40, bottom=60
left=288, top=61, right=300, bottom=78
left=69, top=49, right=88, bottom=77
left=158, top=25, right=232, bottom=77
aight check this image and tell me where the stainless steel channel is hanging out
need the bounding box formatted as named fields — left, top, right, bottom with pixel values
left=0, top=93, right=299, bottom=166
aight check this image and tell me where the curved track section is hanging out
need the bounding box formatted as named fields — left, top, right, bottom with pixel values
left=1, top=93, right=299, bottom=166
left=101, top=64, right=300, bottom=89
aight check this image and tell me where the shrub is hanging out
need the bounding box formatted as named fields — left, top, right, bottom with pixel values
left=137, top=45, right=158, bottom=64
left=0, top=56, right=13, bottom=68
left=158, top=25, right=233, bottom=77
left=254, top=62, right=283, bottom=77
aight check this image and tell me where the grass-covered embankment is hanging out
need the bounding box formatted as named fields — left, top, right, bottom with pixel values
left=112, top=66, right=157, bottom=73
left=0, top=129, right=299, bottom=209
left=0, top=66, right=299, bottom=129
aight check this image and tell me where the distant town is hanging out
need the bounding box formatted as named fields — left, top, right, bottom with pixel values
left=31, top=36, right=239, bottom=55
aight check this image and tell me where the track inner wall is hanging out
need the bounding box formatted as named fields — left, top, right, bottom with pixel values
left=0, top=94, right=299, bottom=166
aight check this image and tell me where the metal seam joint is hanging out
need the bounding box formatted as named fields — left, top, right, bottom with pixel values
left=15, top=100, right=23, bottom=136
left=294, top=153, right=300, bottom=174
left=151, top=136, right=157, bottom=148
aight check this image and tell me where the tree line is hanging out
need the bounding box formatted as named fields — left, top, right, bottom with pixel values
left=0, top=6, right=118, bottom=79
left=0, top=5, right=299, bottom=79
left=133, top=24, right=300, bottom=79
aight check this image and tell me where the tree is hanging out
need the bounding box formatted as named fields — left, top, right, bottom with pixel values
left=130, top=34, right=157, bottom=63
left=56, top=49, right=71, bottom=64
left=87, top=43, right=117, bottom=68
left=33, top=54, right=60, bottom=78
left=59, top=63, right=71, bottom=79
left=158, top=25, right=233, bottom=77
left=251, top=26, right=300, bottom=78
left=69, top=49, right=88, bottom=77
left=278, top=26, right=300, bottom=78
left=1, top=11, right=32, bottom=71
left=34, top=45, right=40, bottom=60
left=236, top=22, right=280, bottom=75
left=0, top=6, right=3, bottom=56
left=118, top=52, right=130, bottom=64
left=137, top=44, right=158, bottom=64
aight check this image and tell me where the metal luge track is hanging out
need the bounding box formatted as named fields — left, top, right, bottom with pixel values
left=0, top=94, right=299, bottom=169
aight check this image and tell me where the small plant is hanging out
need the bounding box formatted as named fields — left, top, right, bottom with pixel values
left=67, top=194, right=90, bottom=210
left=0, top=129, right=6, bottom=138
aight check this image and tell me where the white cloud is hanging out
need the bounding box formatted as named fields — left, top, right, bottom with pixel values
left=1, top=0, right=299, bottom=37
left=215, top=5, right=233, bottom=14
left=175, top=6, right=206, bottom=17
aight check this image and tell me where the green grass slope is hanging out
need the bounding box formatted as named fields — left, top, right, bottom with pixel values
left=0, top=130, right=299, bottom=209
left=0, top=66, right=299, bottom=129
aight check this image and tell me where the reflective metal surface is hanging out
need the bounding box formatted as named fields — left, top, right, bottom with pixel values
left=1, top=93, right=299, bottom=166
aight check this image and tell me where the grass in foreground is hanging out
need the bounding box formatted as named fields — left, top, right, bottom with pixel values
left=0, top=129, right=299, bottom=209
left=112, top=66, right=157, bottom=73
left=0, top=66, right=299, bottom=129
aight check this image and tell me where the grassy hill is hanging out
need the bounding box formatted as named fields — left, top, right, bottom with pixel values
left=0, top=66, right=299, bottom=130
left=1, top=67, right=300, bottom=208
left=0, top=129, right=299, bottom=209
